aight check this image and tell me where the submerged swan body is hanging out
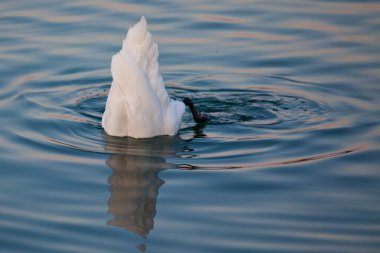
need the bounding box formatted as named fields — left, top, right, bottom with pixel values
left=102, top=17, right=185, bottom=138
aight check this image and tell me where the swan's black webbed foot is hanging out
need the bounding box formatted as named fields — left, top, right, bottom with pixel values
left=183, top=97, right=209, bottom=123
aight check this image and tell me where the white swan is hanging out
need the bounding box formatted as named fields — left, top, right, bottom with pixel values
left=102, top=16, right=186, bottom=138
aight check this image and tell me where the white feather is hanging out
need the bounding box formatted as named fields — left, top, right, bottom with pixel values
left=102, top=17, right=185, bottom=138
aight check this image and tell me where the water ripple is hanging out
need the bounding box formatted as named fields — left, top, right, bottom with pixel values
left=3, top=67, right=368, bottom=173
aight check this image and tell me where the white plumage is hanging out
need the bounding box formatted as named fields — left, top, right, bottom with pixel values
left=102, top=16, right=185, bottom=138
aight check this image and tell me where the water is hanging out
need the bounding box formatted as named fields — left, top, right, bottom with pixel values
left=1, top=0, right=380, bottom=252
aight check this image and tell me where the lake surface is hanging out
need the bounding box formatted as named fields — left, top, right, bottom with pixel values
left=1, top=0, right=380, bottom=252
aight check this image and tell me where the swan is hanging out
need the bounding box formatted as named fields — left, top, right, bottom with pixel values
left=102, top=16, right=207, bottom=138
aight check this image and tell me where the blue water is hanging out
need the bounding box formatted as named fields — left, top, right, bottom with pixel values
left=1, top=0, right=380, bottom=252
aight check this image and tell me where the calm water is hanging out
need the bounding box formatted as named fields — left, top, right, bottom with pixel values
left=1, top=0, right=380, bottom=252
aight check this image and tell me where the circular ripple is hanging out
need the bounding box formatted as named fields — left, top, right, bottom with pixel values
left=12, top=72, right=365, bottom=170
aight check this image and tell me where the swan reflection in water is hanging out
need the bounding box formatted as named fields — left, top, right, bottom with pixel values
left=103, top=134, right=183, bottom=239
